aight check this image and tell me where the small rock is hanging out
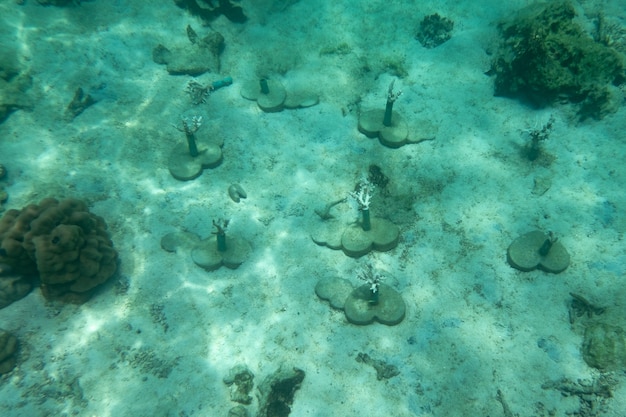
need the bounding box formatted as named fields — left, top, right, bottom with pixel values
left=257, top=366, right=305, bottom=417
left=0, top=329, right=18, bottom=375
left=583, top=322, right=626, bottom=371
left=223, top=365, right=254, bottom=405
left=227, top=405, right=248, bottom=417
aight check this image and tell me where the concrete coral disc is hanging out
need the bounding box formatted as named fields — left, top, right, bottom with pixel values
left=315, top=277, right=354, bottom=309
left=168, top=143, right=223, bottom=181
left=507, top=230, right=570, bottom=273
left=344, top=284, right=405, bottom=326
left=341, top=218, right=399, bottom=257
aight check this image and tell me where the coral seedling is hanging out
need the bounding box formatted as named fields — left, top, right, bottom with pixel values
left=383, top=80, right=403, bottom=127
left=358, top=80, right=408, bottom=147
left=186, top=76, right=233, bottom=104
left=240, top=78, right=286, bottom=112
left=240, top=78, right=318, bottom=112
left=356, top=263, right=385, bottom=305
left=178, top=115, right=202, bottom=157
left=152, top=25, right=224, bottom=76
left=314, top=265, right=406, bottom=326
left=358, top=80, right=437, bottom=148
left=311, top=179, right=399, bottom=258
left=341, top=180, right=399, bottom=257
left=168, top=115, right=223, bottom=181
left=212, top=219, right=229, bottom=252
left=160, top=219, right=251, bottom=271
left=349, top=181, right=373, bottom=231
left=345, top=264, right=405, bottom=325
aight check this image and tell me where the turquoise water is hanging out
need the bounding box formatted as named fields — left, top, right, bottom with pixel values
left=1, top=1, right=625, bottom=416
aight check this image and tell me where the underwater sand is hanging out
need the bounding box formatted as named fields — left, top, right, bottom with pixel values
left=1, top=0, right=625, bottom=416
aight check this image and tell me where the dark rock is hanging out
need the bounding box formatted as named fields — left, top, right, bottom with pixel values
left=583, top=322, right=626, bottom=371
left=173, top=0, right=246, bottom=23
left=0, top=329, right=18, bottom=375
left=416, top=13, right=454, bottom=48
left=224, top=365, right=255, bottom=405
left=152, top=30, right=224, bottom=76
left=0, top=272, right=32, bottom=309
left=257, top=367, right=305, bottom=417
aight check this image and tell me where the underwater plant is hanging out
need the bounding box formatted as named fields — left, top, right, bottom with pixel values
left=490, top=2, right=625, bottom=119
left=315, top=266, right=406, bottom=326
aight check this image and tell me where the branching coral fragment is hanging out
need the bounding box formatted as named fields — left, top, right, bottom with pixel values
left=349, top=180, right=374, bottom=211
left=357, top=263, right=385, bottom=294
left=186, top=80, right=212, bottom=104
left=387, top=80, right=402, bottom=104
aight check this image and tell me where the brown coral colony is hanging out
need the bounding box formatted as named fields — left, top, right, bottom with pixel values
left=0, top=197, right=118, bottom=303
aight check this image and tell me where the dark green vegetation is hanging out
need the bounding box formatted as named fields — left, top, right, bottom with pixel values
left=490, top=2, right=625, bottom=119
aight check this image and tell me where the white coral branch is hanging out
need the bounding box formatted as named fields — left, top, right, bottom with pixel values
left=387, top=80, right=402, bottom=103
left=357, top=264, right=385, bottom=293
left=349, top=181, right=374, bottom=210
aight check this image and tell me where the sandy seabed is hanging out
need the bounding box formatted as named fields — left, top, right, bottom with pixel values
left=1, top=1, right=626, bottom=416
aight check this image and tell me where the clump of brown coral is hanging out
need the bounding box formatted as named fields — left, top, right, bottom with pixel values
left=0, top=198, right=118, bottom=303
